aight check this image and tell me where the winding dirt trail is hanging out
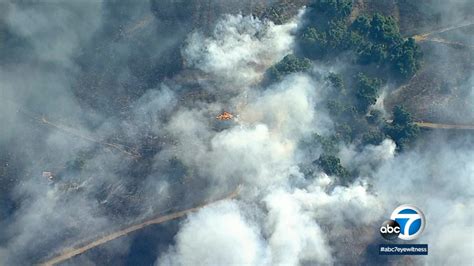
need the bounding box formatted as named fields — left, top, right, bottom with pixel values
left=412, top=22, right=474, bottom=48
left=419, top=37, right=474, bottom=48
left=415, top=122, right=474, bottom=130
left=39, top=187, right=240, bottom=266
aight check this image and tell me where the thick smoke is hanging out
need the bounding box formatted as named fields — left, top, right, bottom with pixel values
left=263, top=188, right=333, bottom=265
left=154, top=8, right=473, bottom=266
left=159, top=201, right=269, bottom=266
left=0, top=2, right=110, bottom=264
left=155, top=11, right=383, bottom=265
left=373, top=135, right=474, bottom=265
left=0, top=1, right=181, bottom=264
left=0, top=1, right=472, bottom=266
left=183, top=13, right=298, bottom=89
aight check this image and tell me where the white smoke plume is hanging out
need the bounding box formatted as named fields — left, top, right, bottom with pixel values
left=159, top=201, right=269, bottom=266
left=183, top=13, right=299, bottom=89
left=339, top=139, right=397, bottom=177
left=373, top=136, right=474, bottom=265
left=264, top=188, right=333, bottom=265
left=155, top=9, right=474, bottom=266
left=156, top=12, right=382, bottom=266
left=0, top=1, right=181, bottom=264
left=1, top=2, right=472, bottom=266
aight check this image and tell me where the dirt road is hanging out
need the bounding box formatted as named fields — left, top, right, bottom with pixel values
left=412, top=22, right=474, bottom=48
left=415, top=122, right=474, bottom=130
left=39, top=187, right=240, bottom=266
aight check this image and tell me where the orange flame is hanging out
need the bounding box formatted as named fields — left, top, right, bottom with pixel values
left=216, top=111, right=234, bottom=120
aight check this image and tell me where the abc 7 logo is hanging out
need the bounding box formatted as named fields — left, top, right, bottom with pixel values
left=380, top=205, right=425, bottom=240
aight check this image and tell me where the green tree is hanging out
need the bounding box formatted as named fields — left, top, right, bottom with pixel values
left=297, top=12, right=422, bottom=78
left=384, top=106, right=420, bottom=150
left=312, top=0, right=353, bottom=18
left=299, top=27, right=328, bottom=58
left=327, top=19, right=350, bottom=50
left=348, top=31, right=366, bottom=49
left=393, top=105, right=413, bottom=125
left=315, top=154, right=349, bottom=178
left=328, top=72, right=345, bottom=92
left=264, top=4, right=292, bottom=25
left=369, top=14, right=402, bottom=45
left=390, top=38, right=422, bottom=78
left=268, top=54, right=312, bottom=81
left=335, top=123, right=353, bottom=143
left=352, top=15, right=371, bottom=35
left=327, top=100, right=346, bottom=117
left=361, top=130, right=385, bottom=145
left=313, top=134, right=339, bottom=155
left=355, top=73, right=381, bottom=113
left=370, top=44, right=388, bottom=63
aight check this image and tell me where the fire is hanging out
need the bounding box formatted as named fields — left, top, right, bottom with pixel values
left=216, top=111, right=234, bottom=120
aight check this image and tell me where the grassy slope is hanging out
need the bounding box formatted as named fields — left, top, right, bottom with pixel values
left=358, top=0, right=473, bottom=124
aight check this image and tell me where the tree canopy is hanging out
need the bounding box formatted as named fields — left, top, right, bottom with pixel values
left=268, top=54, right=312, bottom=81
left=315, top=154, right=349, bottom=178
left=298, top=5, right=422, bottom=79
left=384, top=106, right=420, bottom=150
left=311, top=0, right=353, bottom=19
left=355, top=73, right=382, bottom=113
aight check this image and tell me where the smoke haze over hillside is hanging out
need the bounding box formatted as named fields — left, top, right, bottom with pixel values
left=0, top=1, right=472, bottom=265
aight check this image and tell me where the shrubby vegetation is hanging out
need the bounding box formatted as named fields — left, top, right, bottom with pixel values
left=268, top=1, right=423, bottom=180
left=263, top=4, right=295, bottom=25
left=324, top=72, right=383, bottom=144
left=268, top=54, right=312, bottom=81
left=361, top=130, right=385, bottom=146
left=311, top=0, right=353, bottom=18
left=315, top=154, right=349, bottom=178
left=327, top=72, right=346, bottom=93
left=390, top=38, right=422, bottom=77
left=313, top=134, right=340, bottom=155
left=384, top=105, right=420, bottom=150
left=325, top=74, right=418, bottom=148
left=298, top=1, right=422, bottom=78
left=355, top=73, right=382, bottom=113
